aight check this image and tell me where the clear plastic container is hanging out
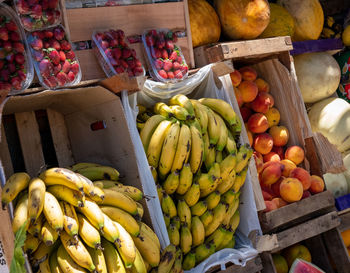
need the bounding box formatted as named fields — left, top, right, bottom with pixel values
left=13, top=0, right=62, bottom=32
left=27, top=25, right=82, bottom=90
left=92, top=29, right=145, bottom=78
left=142, top=28, right=188, bottom=83
left=0, top=3, right=34, bottom=95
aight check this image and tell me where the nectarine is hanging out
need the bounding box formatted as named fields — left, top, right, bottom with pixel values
left=230, top=70, right=242, bottom=87
left=238, top=81, right=258, bottom=103
left=255, top=78, right=270, bottom=92
left=264, top=200, right=278, bottom=212
left=280, top=177, right=304, bottom=202
left=272, top=197, right=288, bottom=208
left=269, top=126, right=290, bottom=147
left=263, top=152, right=281, bottom=162
left=240, top=107, right=253, bottom=122
left=248, top=113, right=269, bottom=133
left=285, top=146, right=305, bottom=165
left=280, top=159, right=297, bottom=177
left=290, top=167, right=311, bottom=191
left=239, top=66, right=257, bottom=81
left=261, top=162, right=284, bottom=186
left=253, top=133, right=274, bottom=155
left=309, top=175, right=325, bottom=194
left=265, top=107, right=280, bottom=127
left=234, top=87, right=244, bottom=107
left=250, top=92, right=274, bottom=113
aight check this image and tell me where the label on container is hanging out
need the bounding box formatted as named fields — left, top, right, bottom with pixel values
left=0, top=240, right=9, bottom=273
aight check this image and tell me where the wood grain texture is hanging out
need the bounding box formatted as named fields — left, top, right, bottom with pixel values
left=0, top=188, right=14, bottom=268
left=339, top=209, right=350, bottom=232
left=0, top=125, right=13, bottom=178
left=207, top=256, right=263, bottom=273
left=260, top=252, right=277, bottom=273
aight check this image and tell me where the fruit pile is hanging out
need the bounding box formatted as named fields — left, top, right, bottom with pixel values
left=3, top=163, right=162, bottom=273
left=232, top=66, right=325, bottom=212
left=14, top=0, right=61, bottom=31
left=0, top=7, right=32, bottom=92
left=93, top=29, right=144, bottom=77
left=137, top=94, right=252, bottom=270
left=143, top=29, right=188, bottom=81
left=27, top=25, right=81, bottom=89
left=341, top=229, right=350, bottom=257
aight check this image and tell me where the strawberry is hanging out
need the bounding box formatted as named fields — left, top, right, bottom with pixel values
left=122, top=48, right=132, bottom=59
left=67, top=71, right=75, bottom=82
left=173, top=62, right=180, bottom=70
left=30, top=37, right=43, bottom=50
left=44, top=30, right=54, bottom=38
left=115, top=66, right=124, bottom=74
left=145, top=35, right=155, bottom=47
left=48, top=49, right=60, bottom=65
left=17, top=0, right=30, bottom=14
left=50, top=39, right=61, bottom=51
left=154, top=59, right=163, bottom=70
left=60, top=40, right=71, bottom=51
left=56, top=72, right=68, bottom=86
left=100, top=40, right=109, bottom=50
left=52, top=63, right=61, bottom=75
left=42, top=10, right=55, bottom=25
left=161, top=49, right=168, bottom=59
left=165, top=40, right=174, bottom=50
left=61, top=60, right=71, bottom=73
left=70, top=62, right=80, bottom=75
left=13, top=42, right=25, bottom=53
left=66, top=50, right=75, bottom=60
left=169, top=51, right=178, bottom=61
left=95, top=32, right=105, bottom=42
left=135, top=60, right=142, bottom=67
left=41, top=0, right=49, bottom=10
left=43, top=76, right=57, bottom=89
left=126, top=59, right=136, bottom=69
left=59, top=51, right=66, bottom=62
left=121, top=60, right=128, bottom=69
left=48, top=0, right=59, bottom=9
left=53, top=27, right=65, bottom=41
left=31, top=4, right=42, bottom=20
left=104, top=48, right=113, bottom=59
left=10, top=32, right=20, bottom=42
left=54, top=10, right=61, bottom=22
left=15, top=53, right=25, bottom=65
left=148, top=30, right=157, bottom=37
left=116, top=29, right=125, bottom=39
left=32, top=50, right=44, bottom=61
left=167, top=71, right=175, bottom=79
left=3, top=41, right=12, bottom=52
left=172, top=32, right=178, bottom=43
left=151, top=48, right=161, bottom=59
left=112, top=48, right=122, bottom=59
left=180, top=64, right=188, bottom=73
left=1, top=70, right=10, bottom=81
left=127, top=69, right=134, bottom=77
left=11, top=77, right=22, bottom=90
left=109, top=39, right=118, bottom=48
left=0, top=82, right=12, bottom=92
left=176, top=56, right=182, bottom=63
left=158, top=69, right=168, bottom=79
left=6, top=53, right=14, bottom=63
left=131, top=49, right=136, bottom=58
left=163, top=60, right=173, bottom=72
left=8, top=63, right=16, bottom=73
left=39, top=59, right=52, bottom=78
left=0, top=27, right=8, bottom=41
left=21, top=17, right=33, bottom=30
left=133, top=67, right=144, bottom=76
left=0, top=60, right=4, bottom=70
left=17, top=70, right=27, bottom=81
left=5, top=21, right=18, bottom=32
left=32, top=31, right=44, bottom=39
left=174, top=70, right=183, bottom=79
left=28, top=0, right=39, bottom=5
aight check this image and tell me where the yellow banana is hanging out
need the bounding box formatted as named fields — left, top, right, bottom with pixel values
left=226, top=131, right=237, bottom=155
left=191, top=100, right=208, bottom=133
left=176, top=163, right=192, bottom=195
left=137, top=104, right=147, bottom=114
left=164, top=213, right=170, bottom=228
left=12, top=193, right=29, bottom=234
left=93, top=180, right=118, bottom=189
left=216, top=228, right=234, bottom=251
left=71, top=162, right=102, bottom=172
left=157, top=184, right=163, bottom=204
left=89, top=186, right=105, bottom=203
left=183, top=181, right=200, bottom=207
left=205, top=202, right=228, bottom=236
left=195, top=242, right=215, bottom=264
left=57, top=245, right=87, bottom=273
left=28, top=213, right=44, bottom=237
left=100, top=206, right=139, bottom=236
left=138, top=111, right=153, bottom=123
left=114, top=221, right=136, bottom=268
left=1, top=172, right=30, bottom=208
left=170, top=248, right=183, bottom=273
left=205, top=145, right=216, bottom=171
left=78, top=198, right=104, bottom=230
left=199, top=98, right=238, bottom=126
left=182, top=250, right=196, bottom=270
left=191, top=216, right=205, bottom=247
left=60, top=230, right=95, bottom=271
left=140, top=115, right=166, bottom=152
left=191, top=200, right=207, bottom=216
left=198, top=173, right=215, bottom=191
left=235, top=144, right=253, bottom=173
left=24, top=233, right=40, bottom=254
left=200, top=209, right=213, bottom=229
left=199, top=179, right=218, bottom=198
left=213, top=112, right=228, bottom=152
left=180, top=224, right=192, bottom=254
left=139, top=222, right=161, bottom=250
left=216, top=150, right=223, bottom=163
left=147, top=120, right=173, bottom=168
left=101, top=213, right=120, bottom=243
left=171, top=124, right=191, bottom=172
left=222, top=199, right=239, bottom=228
left=77, top=214, right=102, bottom=249
left=43, top=192, right=64, bottom=232
left=177, top=199, right=191, bottom=228
left=76, top=166, right=119, bottom=182
left=159, top=122, right=181, bottom=178
left=154, top=102, right=174, bottom=119
left=47, top=185, right=85, bottom=207
left=206, top=108, right=221, bottom=145
left=41, top=221, right=59, bottom=246
left=132, top=232, right=160, bottom=267
left=40, top=256, right=52, bottom=273
left=220, top=154, right=237, bottom=181
left=217, top=173, right=236, bottom=194
left=40, top=168, right=84, bottom=193
left=28, top=178, right=46, bottom=224
left=169, top=105, right=193, bottom=120
left=169, top=94, right=195, bottom=117
left=109, top=184, right=143, bottom=201
left=151, top=166, right=158, bottom=183
left=189, top=123, right=204, bottom=174
left=59, top=201, right=79, bottom=239
left=161, top=193, right=177, bottom=218
left=101, top=238, right=126, bottom=273
left=100, top=188, right=138, bottom=215
left=221, top=189, right=236, bottom=205
left=158, top=244, right=177, bottom=273
left=127, top=247, right=147, bottom=273
left=76, top=173, right=95, bottom=197
left=32, top=241, right=58, bottom=267
left=221, top=236, right=235, bottom=249
left=87, top=247, right=107, bottom=273
left=205, top=191, right=221, bottom=210
left=229, top=211, right=240, bottom=232
left=205, top=226, right=226, bottom=249
left=136, top=202, right=144, bottom=218
left=171, top=216, right=181, bottom=230
left=167, top=223, right=180, bottom=246
left=163, top=171, right=180, bottom=195
left=233, top=166, right=248, bottom=192
left=49, top=249, right=64, bottom=273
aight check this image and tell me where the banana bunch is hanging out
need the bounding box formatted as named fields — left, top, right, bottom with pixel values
left=137, top=95, right=252, bottom=271
left=2, top=162, right=161, bottom=273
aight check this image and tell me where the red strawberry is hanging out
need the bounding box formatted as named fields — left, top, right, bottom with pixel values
left=66, top=50, right=75, bottom=60
left=28, top=0, right=39, bottom=5
left=156, top=33, right=165, bottom=49
left=122, top=48, right=131, bottom=59
left=8, top=63, right=16, bottom=73
left=167, top=71, right=175, bottom=79
left=21, top=17, right=33, bottom=30
left=109, top=39, right=118, bottom=48
left=0, top=70, right=10, bottom=81
left=43, top=76, right=57, bottom=89
left=53, top=27, right=65, bottom=41
left=57, top=72, right=68, bottom=86
left=30, top=37, right=43, bottom=50
left=127, top=69, right=134, bottom=77
left=42, top=10, right=55, bottom=25
left=17, top=0, right=30, bottom=14
left=133, top=67, right=144, bottom=76
left=112, top=48, right=122, bottom=59
left=163, top=60, right=173, bottom=72
left=135, top=60, right=142, bottom=67
left=3, top=41, right=12, bottom=52
left=115, top=66, right=124, bottom=74
left=61, top=61, right=71, bottom=73
left=17, top=70, right=26, bottom=81
left=158, top=69, right=168, bottom=79
left=67, top=71, right=75, bottom=82
left=154, top=59, right=163, bottom=70
left=32, top=50, right=44, bottom=61
left=50, top=39, right=61, bottom=51
left=32, top=31, right=44, bottom=40
left=52, top=63, right=61, bottom=75
left=6, top=53, right=14, bottom=63
left=151, top=48, right=161, bottom=59
left=0, top=27, right=8, bottom=41
left=5, top=21, right=18, bottom=32
left=44, top=30, right=54, bottom=38
left=11, top=77, right=22, bottom=90
left=176, top=56, right=183, bottom=63
left=43, top=41, right=50, bottom=49
left=60, top=40, right=71, bottom=51
left=10, top=32, right=20, bottom=42
left=148, top=30, right=157, bottom=37
left=121, top=60, right=128, bottom=69
left=174, top=70, right=183, bottom=79
left=165, top=40, right=174, bottom=50
left=173, top=62, right=180, bottom=70
left=169, top=51, right=178, bottom=61
left=54, top=10, right=61, bottom=22
left=145, top=35, right=155, bottom=47
left=161, top=49, right=168, bottom=59
left=126, top=59, right=136, bottom=69
left=39, top=59, right=52, bottom=78
left=31, top=4, right=42, bottom=20
left=131, top=49, right=136, bottom=58
left=49, top=49, right=60, bottom=65
left=95, top=32, right=105, bottom=42
left=15, top=53, right=25, bottom=64
left=0, top=60, right=4, bottom=70
left=13, top=42, right=25, bottom=53
left=116, top=29, right=125, bottom=39
left=59, top=51, right=66, bottom=62
left=41, top=0, right=49, bottom=10
left=48, top=0, right=59, bottom=9
left=172, top=32, right=178, bottom=43
left=180, top=64, right=188, bottom=73
left=70, top=62, right=80, bottom=75
left=100, top=40, right=109, bottom=50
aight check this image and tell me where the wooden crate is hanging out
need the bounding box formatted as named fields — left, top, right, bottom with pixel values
left=339, top=208, right=350, bottom=232
left=207, top=256, right=263, bottom=273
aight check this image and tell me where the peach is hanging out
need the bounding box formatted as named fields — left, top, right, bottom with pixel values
left=230, top=70, right=242, bottom=87
left=247, top=113, right=269, bottom=133
left=255, top=78, right=270, bottom=92
left=262, top=190, right=273, bottom=201
left=290, top=167, right=311, bottom=191
left=263, top=152, right=281, bottom=162
left=264, top=200, right=278, bottom=212
left=272, top=197, right=288, bottom=208
left=250, top=92, right=273, bottom=113
left=247, top=130, right=253, bottom=146
left=254, top=133, right=274, bottom=155
left=269, top=126, right=290, bottom=147
left=265, top=93, right=275, bottom=108
left=260, top=162, right=284, bottom=186
left=240, top=106, right=253, bottom=122
left=285, top=146, right=305, bottom=165
left=234, top=87, right=244, bottom=107
left=272, top=146, right=284, bottom=160
left=302, top=190, right=312, bottom=199
left=309, top=175, right=325, bottom=194
left=271, top=177, right=283, bottom=196
left=238, top=81, right=258, bottom=103
left=280, top=159, right=297, bottom=177
left=239, top=66, right=258, bottom=81
left=261, top=184, right=277, bottom=199
left=280, top=177, right=304, bottom=202
left=265, top=107, right=280, bottom=127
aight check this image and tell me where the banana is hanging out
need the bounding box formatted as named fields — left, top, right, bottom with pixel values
left=221, top=189, right=236, bottom=205
left=171, top=124, right=191, bottom=172
left=183, top=181, right=200, bottom=207
left=1, top=172, right=30, bottom=208
left=140, top=115, right=166, bottom=152
left=60, top=230, right=95, bottom=271
left=127, top=247, right=147, bottom=273
left=180, top=223, right=192, bottom=254
left=93, top=180, right=118, bottom=189
left=138, top=111, right=153, bottom=122
left=101, top=238, right=126, bottom=273
left=220, top=154, right=237, bottom=180
left=59, top=201, right=79, bottom=239
left=216, top=150, right=223, bottom=163
left=50, top=249, right=64, bottom=273
left=76, top=173, right=95, bottom=197
left=41, top=221, right=59, bottom=246
left=139, top=222, right=161, bottom=250
left=162, top=171, right=180, bottom=195
left=71, top=162, right=102, bottom=172
left=28, top=178, right=46, bottom=224
left=199, top=179, right=218, bottom=198
left=78, top=198, right=104, bottom=230
left=182, top=250, right=196, bottom=270
left=217, top=173, right=236, bottom=194
left=191, top=200, right=207, bottom=216
left=200, top=209, right=213, bottom=229
left=100, top=188, right=138, bottom=215
left=109, top=184, right=143, bottom=201
left=158, top=244, right=177, bottom=273
left=191, top=216, right=205, bottom=247
left=43, top=192, right=66, bottom=232
left=222, top=236, right=236, bottom=249
left=159, top=122, right=181, bottom=179
left=164, top=213, right=171, bottom=228
left=132, top=231, right=160, bottom=267
left=76, top=166, right=120, bottom=181
left=77, top=214, right=102, bottom=249
left=206, top=108, right=221, bottom=145
left=157, top=184, right=163, bottom=204
left=28, top=213, right=44, bottom=237
left=114, top=221, right=136, bottom=268
left=32, top=241, right=58, bottom=267
left=169, top=94, right=195, bottom=117
left=154, top=102, right=174, bottom=119
left=189, top=123, right=204, bottom=174
left=213, top=112, right=228, bottom=152
left=235, top=144, right=253, bottom=173
left=170, top=249, right=183, bottom=273
left=144, top=260, right=151, bottom=272
left=40, top=168, right=84, bottom=193
left=161, top=193, right=177, bottom=218
left=222, top=199, right=239, bottom=228
left=57, top=245, right=87, bottom=273
left=195, top=242, right=215, bottom=264
left=229, top=211, right=240, bottom=232
left=176, top=163, right=192, bottom=195
left=167, top=223, right=180, bottom=246
left=151, top=166, right=158, bottom=183
left=198, top=173, right=215, bottom=191
left=87, top=247, right=107, bottom=273
left=233, top=166, right=248, bottom=192
left=147, top=120, right=173, bottom=168
left=101, top=213, right=120, bottom=243
left=199, top=98, right=237, bottom=126
left=100, top=206, right=139, bottom=236
left=205, top=191, right=221, bottom=210
left=137, top=104, right=147, bottom=114
left=169, top=105, right=193, bottom=120
left=226, top=131, right=237, bottom=155
left=47, top=185, right=85, bottom=207
left=177, top=199, right=191, bottom=228
left=205, top=226, right=226, bottom=249
left=171, top=216, right=181, bottom=230
left=24, top=233, right=40, bottom=254
left=40, top=256, right=52, bottom=273
left=89, top=186, right=105, bottom=203
left=12, top=193, right=29, bottom=234
left=205, top=202, right=228, bottom=236
left=191, top=100, right=208, bottom=133
left=216, top=228, right=234, bottom=251
left=136, top=202, right=144, bottom=218
left=204, top=144, right=216, bottom=171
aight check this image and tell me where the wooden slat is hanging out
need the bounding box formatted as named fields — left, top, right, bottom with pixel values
left=46, top=109, right=74, bottom=167
left=15, top=112, right=45, bottom=177
left=208, top=256, right=263, bottom=273
left=183, top=0, right=195, bottom=68
left=260, top=252, right=277, bottom=273
left=339, top=209, right=350, bottom=232
left=0, top=125, right=13, bottom=178
left=0, top=188, right=14, bottom=268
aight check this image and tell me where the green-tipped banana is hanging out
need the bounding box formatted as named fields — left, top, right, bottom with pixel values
left=164, top=213, right=171, bottom=228
left=192, top=216, right=205, bottom=247
left=109, top=184, right=143, bottom=201
left=200, top=209, right=214, bottom=229
left=140, top=115, right=166, bottom=152
left=170, top=105, right=193, bottom=120
left=76, top=166, right=120, bottom=181
left=28, top=178, right=46, bottom=224
left=57, top=245, right=86, bottom=273
left=222, top=199, right=239, bottom=228
left=177, top=199, right=191, bottom=228
left=180, top=223, right=192, bottom=254
left=216, top=150, right=223, bottom=163
left=47, top=185, right=85, bottom=207
left=191, top=200, right=208, bottom=216
left=189, top=123, right=204, bottom=174
left=163, top=171, right=180, bottom=195
left=221, top=189, right=237, bottom=205
left=2, top=172, right=30, bottom=208
left=169, top=94, right=195, bottom=117
left=171, top=216, right=181, bottom=230
left=161, top=193, right=177, bottom=218
left=167, top=223, right=180, bottom=246
left=195, top=242, right=215, bottom=264
left=136, top=202, right=144, bottom=218
left=101, top=213, right=120, bottom=243
left=93, top=180, right=118, bottom=189
left=102, top=238, right=126, bottom=273
left=205, top=226, right=227, bottom=249
left=158, top=244, right=177, bottom=273
left=12, top=193, right=29, bottom=234
left=154, top=102, right=174, bottom=119
left=87, top=247, right=107, bottom=273
left=199, top=98, right=238, bottom=126
left=176, top=163, right=193, bottom=195
left=191, top=100, right=208, bottom=133
left=170, top=248, right=183, bottom=273
left=205, top=202, right=228, bottom=236
left=114, top=221, right=136, bottom=268
left=59, top=201, right=79, bottom=239
left=24, top=233, right=40, bottom=254
left=128, top=247, right=147, bottom=273
left=182, top=250, right=196, bottom=270
left=235, top=144, right=253, bottom=173
left=77, top=214, right=102, bottom=249
left=230, top=211, right=240, bottom=232
left=206, top=108, right=221, bottom=145
left=171, top=124, right=191, bottom=172
left=132, top=231, right=160, bottom=267
left=40, top=168, right=84, bottom=193
left=226, top=131, right=237, bottom=155
left=183, top=181, right=200, bottom=207
left=233, top=166, right=249, bottom=192
left=100, top=188, right=138, bottom=215
left=78, top=198, right=105, bottom=230
left=216, top=228, right=234, bottom=251
left=217, top=173, right=236, bottom=194
left=205, top=191, right=221, bottom=210
left=213, top=112, right=228, bottom=152
left=71, top=162, right=102, bottom=172
left=139, top=222, right=161, bottom=250
left=220, top=154, right=237, bottom=180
